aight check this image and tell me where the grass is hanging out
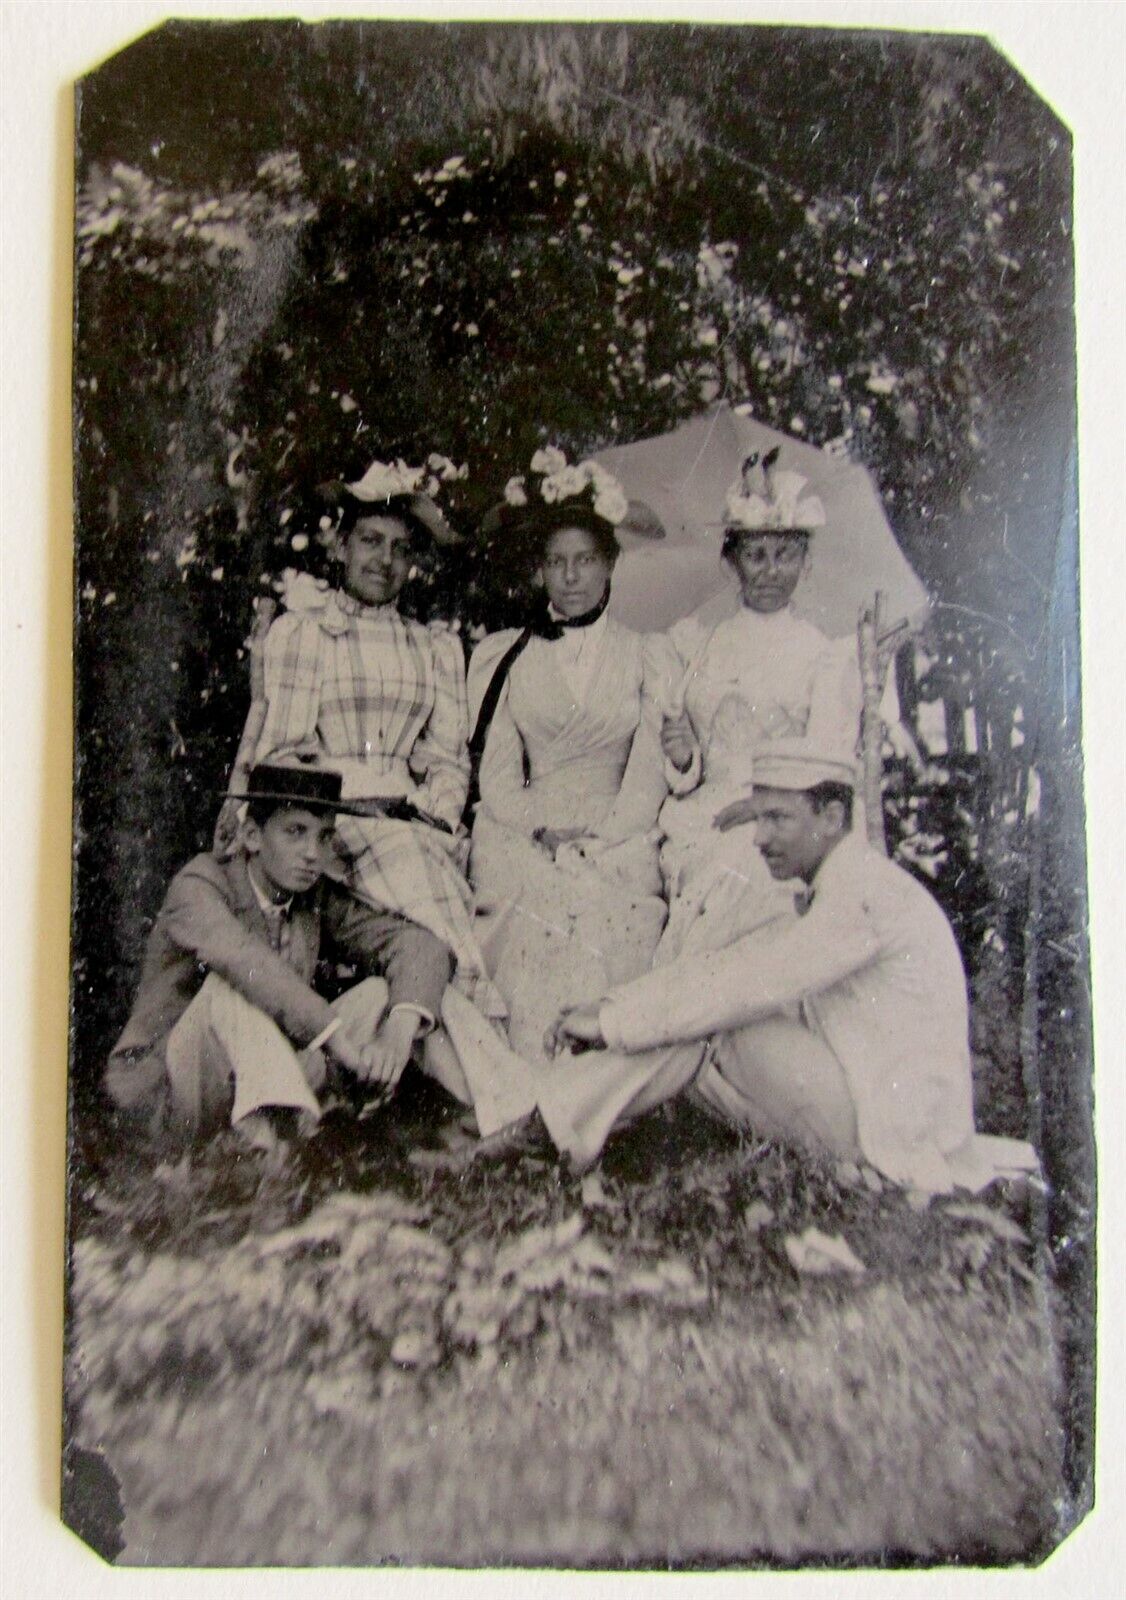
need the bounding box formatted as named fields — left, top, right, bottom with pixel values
left=64, top=1073, right=1069, bottom=1569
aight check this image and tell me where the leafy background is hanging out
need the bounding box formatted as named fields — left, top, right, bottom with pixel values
left=70, top=21, right=1091, bottom=1489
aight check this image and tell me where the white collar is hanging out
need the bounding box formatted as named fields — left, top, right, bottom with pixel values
left=546, top=604, right=610, bottom=639
left=809, top=826, right=867, bottom=897
left=247, top=860, right=294, bottom=917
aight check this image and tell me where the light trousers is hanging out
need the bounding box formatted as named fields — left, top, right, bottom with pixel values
left=535, top=1013, right=860, bottom=1170
left=164, top=973, right=390, bottom=1135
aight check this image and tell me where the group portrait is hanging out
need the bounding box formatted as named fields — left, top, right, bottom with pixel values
left=62, top=18, right=1092, bottom=1574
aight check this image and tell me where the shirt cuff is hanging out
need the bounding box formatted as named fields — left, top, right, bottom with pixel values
left=388, top=1002, right=436, bottom=1036
left=665, top=745, right=702, bottom=796
left=306, top=1016, right=342, bottom=1055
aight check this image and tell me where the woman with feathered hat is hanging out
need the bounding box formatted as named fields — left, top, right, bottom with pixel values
left=654, top=448, right=863, bottom=962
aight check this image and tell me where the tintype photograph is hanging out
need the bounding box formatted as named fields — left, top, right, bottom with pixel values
left=62, top=16, right=1093, bottom=1572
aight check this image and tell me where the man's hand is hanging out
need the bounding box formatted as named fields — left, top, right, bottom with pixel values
left=661, top=712, right=696, bottom=774
left=544, top=1004, right=607, bottom=1059
left=713, top=796, right=758, bottom=833
left=359, top=1009, right=419, bottom=1091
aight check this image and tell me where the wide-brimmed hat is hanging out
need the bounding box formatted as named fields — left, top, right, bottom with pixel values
left=221, top=763, right=362, bottom=814
left=751, top=738, right=858, bottom=792
left=321, top=457, right=465, bottom=548
left=479, top=447, right=665, bottom=544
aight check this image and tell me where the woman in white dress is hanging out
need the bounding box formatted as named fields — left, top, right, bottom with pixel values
left=655, top=451, right=862, bottom=963
left=468, top=450, right=672, bottom=1064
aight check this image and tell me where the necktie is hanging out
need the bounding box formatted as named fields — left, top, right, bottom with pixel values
left=263, top=904, right=293, bottom=965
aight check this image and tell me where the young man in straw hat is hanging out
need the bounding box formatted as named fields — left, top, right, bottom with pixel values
left=541, top=737, right=1037, bottom=1195
left=105, top=764, right=452, bottom=1151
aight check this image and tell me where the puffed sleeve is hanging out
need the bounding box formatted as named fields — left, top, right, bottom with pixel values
left=410, top=625, right=470, bottom=829
left=594, top=633, right=675, bottom=844
left=256, top=612, right=324, bottom=764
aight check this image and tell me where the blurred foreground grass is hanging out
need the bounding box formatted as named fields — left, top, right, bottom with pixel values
left=66, top=1077, right=1064, bottom=1567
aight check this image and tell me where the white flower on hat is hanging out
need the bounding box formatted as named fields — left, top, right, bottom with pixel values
left=724, top=450, right=826, bottom=532
left=346, top=459, right=426, bottom=501
left=525, top=448, right=628, bottom=526
left=530, top=445, right=568, bottom=477
left=427, top=452, right=469, bottom=483
left=592, top=481, right=629, bottom=525
left=503, top=476, right=529, bottom=507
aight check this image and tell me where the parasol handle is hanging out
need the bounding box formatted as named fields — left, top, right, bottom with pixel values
left=858, top=591, right=889, bottom=855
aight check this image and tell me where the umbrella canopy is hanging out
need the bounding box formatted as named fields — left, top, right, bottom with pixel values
left=595, top=404, right=928, bottom=638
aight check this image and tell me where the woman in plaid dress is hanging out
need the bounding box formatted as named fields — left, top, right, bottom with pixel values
left=254, top=468, right=505, bottom=1032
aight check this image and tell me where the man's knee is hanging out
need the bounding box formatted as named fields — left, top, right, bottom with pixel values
left=719, top=1019, right=859, bottom=1157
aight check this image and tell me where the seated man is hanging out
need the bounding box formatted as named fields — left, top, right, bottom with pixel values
left=105, top=764, right=452, bottom=1149
left=541, top=739, right=1037, bottom=1195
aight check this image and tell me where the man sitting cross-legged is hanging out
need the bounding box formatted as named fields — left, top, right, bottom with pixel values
left=105, top=764, right=453, bottom=1150
left=539, top=739, right=1037, bottom=1196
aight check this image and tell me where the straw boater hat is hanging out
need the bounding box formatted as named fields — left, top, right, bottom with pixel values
left=751, top=738, right=858, bottom=792
left=223, top=763, right=364, bottom=814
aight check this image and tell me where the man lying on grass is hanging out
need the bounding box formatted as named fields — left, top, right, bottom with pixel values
left=105, top=763, right=452, bottom=1152
left=539, top=738, right=1037, bottom=1195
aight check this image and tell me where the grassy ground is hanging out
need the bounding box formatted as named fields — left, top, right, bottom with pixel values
left=65, top=1075, right=1066, bottom=1569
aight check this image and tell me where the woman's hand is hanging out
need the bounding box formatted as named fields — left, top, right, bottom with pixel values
left=544, top=1004, right=607, bottom=1058
left=661, top=712, right=697, bottom=773
left=713, top=796, right=759, bottom=833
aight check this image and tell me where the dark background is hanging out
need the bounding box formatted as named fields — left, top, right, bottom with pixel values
left=70, top=21, right=1091, bottom=1495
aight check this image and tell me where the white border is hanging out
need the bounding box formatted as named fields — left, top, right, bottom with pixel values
left=3, top=3, right=1123, bottom=1595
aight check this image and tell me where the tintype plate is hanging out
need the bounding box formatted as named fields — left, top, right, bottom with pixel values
left=64, top=18, right=1093, bottom=1572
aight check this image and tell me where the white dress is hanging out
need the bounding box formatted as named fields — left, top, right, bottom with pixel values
left=468, top=613, right=673, bottom=1063
left=657, top=604, right=862, bottom=962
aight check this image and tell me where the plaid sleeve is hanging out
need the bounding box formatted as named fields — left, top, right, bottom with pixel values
left=411, top=626, right=470, bottom=828
left=256, top=613, right=323, bottom=763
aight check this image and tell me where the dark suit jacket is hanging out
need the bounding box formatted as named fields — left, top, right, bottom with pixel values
left=105, top=851, right=433, bottom=1120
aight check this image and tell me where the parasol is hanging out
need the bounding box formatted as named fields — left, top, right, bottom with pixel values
left=595, top=403, right=928, bottom=638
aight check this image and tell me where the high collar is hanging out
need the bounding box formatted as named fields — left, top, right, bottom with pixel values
left=334, top=589, right=403, bottom=621
left=735, top=602, right=798, bottom=627
left=533, top=587, right=611, bottom=639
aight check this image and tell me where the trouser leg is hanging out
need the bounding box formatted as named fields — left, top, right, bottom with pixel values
left=695, top=1016, right=860, bottom=1158
left=436, top=986, right=539, bottom=1133
left=327, top=976, right=389, bottom=1049
left=535, top=1038, right=709, bottom=1170
left=164, top=974, right=322, bottom=1136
